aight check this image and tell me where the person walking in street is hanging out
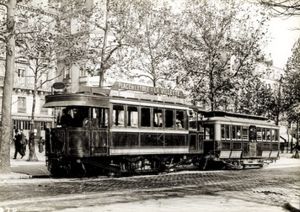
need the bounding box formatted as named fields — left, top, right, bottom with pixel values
left=19, top=130, right=27, bottom=157
left=13, top=129, right=25, bottom=159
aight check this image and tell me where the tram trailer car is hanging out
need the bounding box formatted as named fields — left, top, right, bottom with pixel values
left=199, top=111, right=280, bottom=169
left=44, top=83, right=280, bottom=177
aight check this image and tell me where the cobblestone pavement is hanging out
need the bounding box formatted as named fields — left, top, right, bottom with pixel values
left=0, top=165, right=299, bottom=212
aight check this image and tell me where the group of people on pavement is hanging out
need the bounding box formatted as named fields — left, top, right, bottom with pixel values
left=13, top=129, right=45, bottom=159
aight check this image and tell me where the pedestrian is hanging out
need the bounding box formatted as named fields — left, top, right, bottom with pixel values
left=38, top=137, right=45, bottom=153
left=13, top=129, right=25, bottom=159
left=19, top=130, right=27, bottom=157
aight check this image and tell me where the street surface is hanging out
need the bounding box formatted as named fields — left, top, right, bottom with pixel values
left=0, top=155, right=299, bottom=212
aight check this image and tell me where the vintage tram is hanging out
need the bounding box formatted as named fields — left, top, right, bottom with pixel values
left=195, top=111, right=280, bottom=169
left=44, top=82, right=280, bottom=177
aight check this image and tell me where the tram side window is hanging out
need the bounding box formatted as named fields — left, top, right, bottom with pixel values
left=275, top=129, right=279, bottom=141
left=176, top=110, right=185, bottom=129
left=153, top=108, right=163, bottom=127
left=232, top=126, right=236, bottom=139
left=189, top=111, right=197, bottom=130
left=266, top=129, right=271, bottom=140
left=225, top=125, right=230, bottom=139
left=199, top=124, right=204, bottom=140
left=271, top=129, right=278, bottom=141
left=242, top=127, right=248, bottom=139
left=221, top=125, right=225, bottom=139
left=262, top=128, right=266, bottom=140
left=257, top=127, right=262, bottom=141
left=113, top=105, right=124, bottom=127
left=237, top=126, right=241, bottom=139
left=127, top=106, right=138, bottom=127
left=165, top=110, right=174, bottom=128
left=221, top=124, right=230, bottom=139
left=204, top=125, right=214, bottom=140
left=92, top=108, right=108, bottom=128
left=141, top=107, right=151, bottom=127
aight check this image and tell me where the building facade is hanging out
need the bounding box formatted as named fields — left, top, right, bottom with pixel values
left=0, top=55, right=54, bottom=139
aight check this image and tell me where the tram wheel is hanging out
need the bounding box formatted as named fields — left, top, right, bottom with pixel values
left=70, top=160, right=86, bottom=178
left=49, top=160, right=70, bottom=178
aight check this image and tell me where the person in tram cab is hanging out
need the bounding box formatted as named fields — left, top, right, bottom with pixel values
left=60, top=108, right=73, bottom=127
left=72, top=107, right=89, bottom=127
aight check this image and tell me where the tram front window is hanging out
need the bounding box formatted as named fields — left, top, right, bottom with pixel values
left=57, top=107, right=89, bottom=128
left=92, top=108, right=108, bottom=128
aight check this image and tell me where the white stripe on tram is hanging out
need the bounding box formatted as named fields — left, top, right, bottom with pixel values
left=110, top=99, right=189, bottom=110
left=110, top=128, right=189, bottom=134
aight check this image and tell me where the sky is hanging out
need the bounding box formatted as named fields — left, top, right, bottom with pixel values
left=266, top=16, right=300, bottom=69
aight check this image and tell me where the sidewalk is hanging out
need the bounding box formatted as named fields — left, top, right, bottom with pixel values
left=0, top=145, right=49, bottom=180
left=266, top=153, right=300, bottom=169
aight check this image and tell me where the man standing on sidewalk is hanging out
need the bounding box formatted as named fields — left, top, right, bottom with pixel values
left=13, top=129, right=25, bottom=159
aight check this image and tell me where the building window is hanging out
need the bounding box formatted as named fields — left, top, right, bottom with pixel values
left=17, top=69, right=25, bottom=78
left=80, top=68, right=87, bottom=77
left=40, top=99, right=48, bottom=115
left=17, top=97, right=26, bottom=113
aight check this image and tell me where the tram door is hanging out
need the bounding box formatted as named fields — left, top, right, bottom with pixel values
left=202, top=124, right=214, bottom=154
left=91, top=108, right=109, bottom=156
left=189, top=133, right=198, bottom=152
left=248, top=125, right=257, bottom=157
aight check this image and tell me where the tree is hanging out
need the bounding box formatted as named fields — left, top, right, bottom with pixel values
left=16, top=10, right=59, bottom=161
left=173, top=0, right=269, bottom=111
left=0, top=0, right=16, bottom=173
left=68, top=0, right=143, bottom=88
left=282, top=38, right=300, bottom=123
left=120, top=1, right=176, bottom=88
left=259, top=0, right=300, bottom=16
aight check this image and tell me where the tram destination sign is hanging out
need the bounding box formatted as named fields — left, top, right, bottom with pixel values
left=112, top=82, right=184, bottom=98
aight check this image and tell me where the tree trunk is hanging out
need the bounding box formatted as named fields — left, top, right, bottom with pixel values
left=0, top=0, right=16, bottom=173
left=28, top=83, right=38, bottom=161
left=99, top=69, right=105, bottom=88
left=98, top=0, right=109, bottom=88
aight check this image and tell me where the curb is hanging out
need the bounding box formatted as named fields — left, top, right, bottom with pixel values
left=0, top=172, right=32, bottom=180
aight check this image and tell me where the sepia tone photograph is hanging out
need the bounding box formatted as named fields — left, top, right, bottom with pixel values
left=0, top=0, right=300, bottom=211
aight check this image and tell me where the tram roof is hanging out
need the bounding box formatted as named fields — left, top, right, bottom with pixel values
left=44, top=93, right=110, bottom=108
left=202, top=111, right=268, bottom=121
left=44, top=83, right=188, bottom=108
left=201, top=111, right=279, bottom=127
